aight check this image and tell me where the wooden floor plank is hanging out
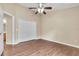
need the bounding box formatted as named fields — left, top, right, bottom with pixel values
left=4, top=39, right=79, bottom=56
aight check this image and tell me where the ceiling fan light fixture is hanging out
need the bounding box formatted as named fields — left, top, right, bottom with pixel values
left=41, top=8, right=44, bottom=13
left=38, top=8, right=44, bottom=13
left=29, top=3, right=52, bottom=14
left=39, top=3, right=42, bottom=8
left=38, top=8, right=41, bottom=13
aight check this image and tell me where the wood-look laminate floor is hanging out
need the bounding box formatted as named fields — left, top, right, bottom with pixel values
left=4, top=39, right=79, bottom=56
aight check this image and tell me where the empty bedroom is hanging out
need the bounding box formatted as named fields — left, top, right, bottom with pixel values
left=0, top=3, right=79, bottom=56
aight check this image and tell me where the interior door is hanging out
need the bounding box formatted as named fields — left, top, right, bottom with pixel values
left=0, top=8, right=4, bottom=55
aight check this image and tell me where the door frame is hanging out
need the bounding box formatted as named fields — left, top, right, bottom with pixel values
left=3, top=11, right=15, bottom=45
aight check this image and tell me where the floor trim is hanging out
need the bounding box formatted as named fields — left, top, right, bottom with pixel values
left=41, top=38, right=79, bottom=49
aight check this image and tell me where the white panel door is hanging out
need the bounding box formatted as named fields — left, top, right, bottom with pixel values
left=0, top=8, right=4, bottom=55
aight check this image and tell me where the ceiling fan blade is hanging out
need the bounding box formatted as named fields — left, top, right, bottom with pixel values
left=43, top=11, right=46, bottom=14
left=44, top=7, right=52, bottom=9
left=29, top=7, right=37, bottom=9
left=35, top=11, right=38, bottom=14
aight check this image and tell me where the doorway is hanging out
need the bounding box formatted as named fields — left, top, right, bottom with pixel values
left=3, top=11, right=15, bottom=55
left=3, top=13, right=12, bottom=45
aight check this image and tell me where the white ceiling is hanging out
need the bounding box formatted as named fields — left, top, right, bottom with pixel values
left=19, top=3, right=79, bottom=11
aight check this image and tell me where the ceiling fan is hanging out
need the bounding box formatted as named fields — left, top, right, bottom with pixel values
left=29, top=3, right=52, bottom=14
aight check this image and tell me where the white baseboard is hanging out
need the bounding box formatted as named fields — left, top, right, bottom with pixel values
left=42, top=38, right=79, bottom=48
left=6, top=38, right=39, bottom=45
left=17, top=38, right=37, bottom=44
left=6, top=37, right=79, bottom=49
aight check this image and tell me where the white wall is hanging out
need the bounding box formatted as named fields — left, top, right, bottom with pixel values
left=41, top=6, right=79, bottom=48
left=17, top=19, right=37, bottom=43
left=0, top=4, right=40, bottom=44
